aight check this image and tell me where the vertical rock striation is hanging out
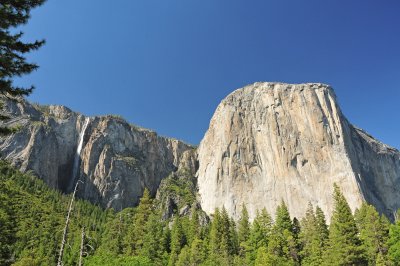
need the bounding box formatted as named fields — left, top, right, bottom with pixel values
left=0, top=98, right=196, bottom=209
left=197, top=82, right=400, bottom=221
left=1, top=82, right=399, bottom=221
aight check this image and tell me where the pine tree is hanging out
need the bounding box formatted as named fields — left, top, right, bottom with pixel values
left=229, top=217, right=239, bottom=256
left=388, top=215, right=400, bottom=265
left=300, top=203, right=328, bottom=265
left=315, top=206, right=329, bottom=247
left=247, top=209, right=273, bottom=264
left=238, top=205, right=250, bottom=243
left=266, top=200, right=298, bottom=265
left=208, top=208, right=221, bottom=261
left=207, top=207, right=233, bottom=265
left=254, top=246, right=269, bottom=266
left=323, top=184, right=366, bottom=265
left=300, top=202, right=317, bottom=264
left=189, top=238, right=206, bottom=265
left=176, top=245, right=190, bottom=266
left=0, top=0, right=46, bottom=134
left=169, top=215, right=186, bottom=266
left=238, top=205, right=250, bottom=257
left=187, top=206, right=200, bottom=245
left=355, top=203, right=390, bottom=264
left=0, top=186, right=15, bottom=266
left=140, top=212, right=166, bottom=264
left=123, top=188, right=153, bottom=255
left=97, top=211, right=125, bottom=256
left=220, top=206, right=234, bottom=264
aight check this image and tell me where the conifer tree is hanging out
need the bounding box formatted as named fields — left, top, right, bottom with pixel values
left=300, top=202, right=317, bottom=264
left=169, top=215, right=186, bottom=266
left=123, top=188, right=153, bottom=255
left=207, top=207, right=233, bottom=265
left=254, top=246, right=269, bottom=266
left=97, top=211, right=125, bottom=256
left=176, top=245, right=190, bottom=266
left=0, top=187, right=15, bottom=266
left=300, top=203, right=328, bottom=265
left=238, top=205, right=250, bottom=243
left=323, top=184, right=366, bottom=265
left=315, top=206, right=329, bottom=246
left=208, top=208, right=221, bottom=259
left=189, top=238, right=206, bottom=265
left=187, top=206, right=201, bottom=245
left=229, top=216, right=239, bottom=256
left=0, top=0, right=46, bottom=134
left=266, top=200, right=299, bottom=265
left=220, top=206, right=235, bottom=264
left=355, top=203, right=390, bottom=264
left=140, top=212, right=166, bottom=264
left=238, top=205, right=250, bottom=257
left=247, top=208, right=273, bottom=264
left=388, top=215, right=400, bottom=265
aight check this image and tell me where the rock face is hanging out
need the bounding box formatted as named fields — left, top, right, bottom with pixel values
left=0, top=98, right=195, bottom=209
left=197, top=82, right=400, bottom=221
left=2, top=82, right=400, bottom=221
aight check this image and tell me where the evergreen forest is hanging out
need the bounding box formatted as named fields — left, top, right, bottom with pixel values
left=1, top=161, right=400, bottom=266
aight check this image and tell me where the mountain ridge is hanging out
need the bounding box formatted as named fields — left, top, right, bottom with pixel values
left=1, top=82, right=399, bottom=222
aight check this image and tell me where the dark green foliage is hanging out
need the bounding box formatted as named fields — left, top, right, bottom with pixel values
left=323, top=184, right=366, bottom=265
left=264, top=200, right=300, bottom=265
left=315, top=206, right=329, bottom=246
left=0, top=176, right=15, bottom=265
left=97, top=209, right=130, bottom=256
left=0, top=160, right=108, bottom=265
left=169, top=216, right=186, bottom=266
left=246, top=208, right=273, bottom=264
left=205, top=207, right=238, bottom=265
left=124, top=188, right=154, bottom=255
left=388, top=217, right=400, bottom=265
left=2, top=162, right=399, bottom=265
left=355, top=203, right=390, bottom=265
left=84, top=254, right=152, bottom=266
left=238, top=205, right=250, bottom=244
left=299, top=203, right=328, bottom=265
left=238, top=205, right=250, bottom=257
left=0, top=0, right=46, bottom=134
left=157, top=169, right=197, bottom=214
left=189, top=238, right=206, bottom=265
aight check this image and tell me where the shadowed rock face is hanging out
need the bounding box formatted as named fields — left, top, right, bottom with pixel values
left=197, top=82, right=400, bottom=221
left=1, top=82, right=399, bottom=221
left=0, top=98, right=196, bottom=209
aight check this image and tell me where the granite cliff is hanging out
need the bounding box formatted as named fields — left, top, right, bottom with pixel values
left=1, top=82, right=399, bottom=222
left=197, top=82, right=400, bottom=221
left=0, top=98, right=196, bottom=209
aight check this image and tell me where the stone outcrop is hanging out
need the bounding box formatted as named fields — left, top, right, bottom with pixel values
left=0, top=98, right=196, bottom=209
left=2, top=82, right=399, bottom=222
left=197, top=82, right=400, bottom=221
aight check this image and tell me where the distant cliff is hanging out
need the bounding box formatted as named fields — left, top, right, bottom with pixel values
left=0, top=98, right=196, bottom=209
left=1, top=82, right=400, bottom=221
left=197, top=82, right=400, bottom=221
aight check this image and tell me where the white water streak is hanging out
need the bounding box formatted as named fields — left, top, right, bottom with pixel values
left=71, top=117, right=90, bottom=185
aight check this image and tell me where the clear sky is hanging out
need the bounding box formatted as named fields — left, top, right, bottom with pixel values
left=16, top=0, right=400, bottom=148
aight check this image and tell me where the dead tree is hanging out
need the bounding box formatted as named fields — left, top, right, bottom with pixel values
left=57, top=180, right=82, bottom=266
left=79, top=226, right=85, bottom=266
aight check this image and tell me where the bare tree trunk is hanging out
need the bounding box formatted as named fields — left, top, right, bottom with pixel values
left=57, top=180, right=82, bottom=266
left=79, top=226, right=85, bottom=266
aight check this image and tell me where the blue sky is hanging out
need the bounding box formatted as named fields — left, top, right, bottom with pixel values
left=16, top=0, right=400, bottom=148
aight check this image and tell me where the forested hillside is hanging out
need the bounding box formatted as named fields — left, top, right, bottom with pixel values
left=1, top=161, right=400, bottom=265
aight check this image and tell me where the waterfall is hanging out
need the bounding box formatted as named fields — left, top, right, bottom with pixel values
left=70, top=117, right=90, bottom=190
